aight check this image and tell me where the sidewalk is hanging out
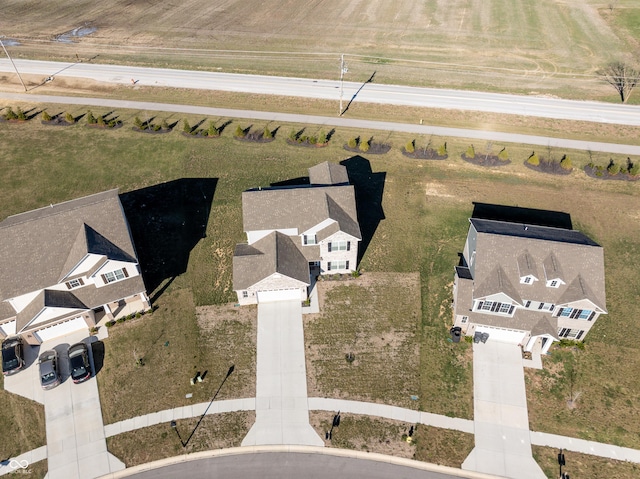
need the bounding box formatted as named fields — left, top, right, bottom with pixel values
left=241, top=300, right=323, bottom=446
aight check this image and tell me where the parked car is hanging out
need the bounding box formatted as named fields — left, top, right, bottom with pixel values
left=2, top=337, right=25, bottom=376
left=38, top=350, right=61, bottom=390
left=68, top=342, right=91, bottom=384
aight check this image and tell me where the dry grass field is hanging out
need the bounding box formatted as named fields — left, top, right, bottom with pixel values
left=2, top=1, right=639, bottom=99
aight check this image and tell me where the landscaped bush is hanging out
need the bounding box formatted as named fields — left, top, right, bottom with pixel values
left=183, top=119, right=191, bottom=133
left=359, top=139, right=370, bottom=152
left=405, top=140, right=415, bottom=153
left=65, top=112, right=75, bottom=124
left=498, top=148, right=509, bottom=161
left=560, top=155, right=572, bottom=170
left=437, top=142, right=447, bottom=157
left=4, top=107, right=17, bottom=120
left=608, top=161, right=620, bottom=175
left=134, top=116, right=144, bottom=129
left=16, top=107, right=26, bottom=121
left=87, top=111, right=97, bottom=124
left=465, top=145, right=475, bottom=159
left=42, top=111, right=52, bottom=122
left=630, top=162, right=640, bottom=176
left=527, top=152, right=540, bottom=166
left=234, top=125, right=245, bottom=138
left=263, top=125, right=272, bottom=139
left=347, top=137, right=358, bottom=149
left=317, top=130, right=327, bottom=144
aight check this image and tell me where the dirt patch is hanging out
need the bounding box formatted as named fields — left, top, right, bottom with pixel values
left=402, top=148, right=448, bottom=160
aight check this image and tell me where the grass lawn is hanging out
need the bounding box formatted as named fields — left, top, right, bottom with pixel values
left=533, top=445, right=640, bottom=478
left=107, top=411, right=254, bottom=467
left=5, top=460, right=47, bottom=479
left=2, top=101, right=640, bottom=453
left=0, top=377, right=46, bottom=460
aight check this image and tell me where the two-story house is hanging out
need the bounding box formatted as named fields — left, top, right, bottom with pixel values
left=233, top=162, right=361, bottom=305
left=0, top=189, right=150, bottom=345
left=452, top=217, right=606, bottom=354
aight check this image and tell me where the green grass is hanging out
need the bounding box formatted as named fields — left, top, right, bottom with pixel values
left=5, top=459, right=47, bottom=479
left=533, top=445, right=640, bottom=478
left=107, top=411, right=254, bottom=467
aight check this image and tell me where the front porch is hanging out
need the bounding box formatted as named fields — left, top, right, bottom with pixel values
left=103, top=293, right=150, bottom=321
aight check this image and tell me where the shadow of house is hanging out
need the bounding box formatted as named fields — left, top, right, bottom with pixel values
left=471, top=202, right=572, bottom=230
left=270, top=177, right=310, bottom=188
left=340, top=156, right=386, bottom=263
left=120, top=178, right=218, bottom=296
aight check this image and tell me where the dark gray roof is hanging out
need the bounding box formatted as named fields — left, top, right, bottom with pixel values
left=242, top=185, right=361, bottom=240
left=470, top=218, right=600, bottom=246
left=233, top=232, right=310, bottom=290
left=0, top=190, right=139, bottom=300
left=456, top=266, right=473, bottom=280
left=308, top=162, right=350, bottom=186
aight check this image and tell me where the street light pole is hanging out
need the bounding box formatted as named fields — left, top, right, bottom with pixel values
left=0, top=38, right=27, bottom=92
left=339, top=54, right=347, bottom=116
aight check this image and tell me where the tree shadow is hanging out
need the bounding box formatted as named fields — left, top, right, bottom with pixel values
left=120, top=178, right=218, bottom=296
left=340, top=155, right=386, bottom=263
left=168, top=120, right=180, bottom=130
left=326, top=128, right=336, bottom=141
left=270, top=125, right=280, bottom=138
left=217, top=119, right=233, bottom=134
left=73, top=112, right=86, bottom=123
left=471, top=202, right=572, bottom=229
left=190, top=118, right=207, bottom=133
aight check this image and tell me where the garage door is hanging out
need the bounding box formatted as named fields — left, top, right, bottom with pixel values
left=475, top=325, right=526, bottom=345
left=0, top=320, right=16, bottom=337
left=34, top=317, right=88, bottom=343
left=257, top=289, right=301, bottom=303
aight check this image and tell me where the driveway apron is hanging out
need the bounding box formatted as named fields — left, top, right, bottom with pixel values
left=242, top=300, right=323, bottom=446
left=462, top=341, right=545, bottom=479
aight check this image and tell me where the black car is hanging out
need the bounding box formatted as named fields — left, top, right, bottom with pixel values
left=38, top=349, right=61, bottom=390
left=2, top=337, right=25, bottom=376
left=68, top=342, right=91, bottom=384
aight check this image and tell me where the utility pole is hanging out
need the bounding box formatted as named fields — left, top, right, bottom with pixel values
left=339, top=54, right=348, bottom=116
left=0, top=38, right=27, bottom=91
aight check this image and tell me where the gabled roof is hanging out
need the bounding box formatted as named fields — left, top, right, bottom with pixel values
left=531, top=315, right=559, bottom=339
left=308, top=162, right=350, bottom=186
left=542, top=252, right=564, bottom=281
left=242, top=185, right=361, bottom=240
left=557, top=274, right=607, bottom=312
left=473, top=265, right=523, bottom=305
left=0, top=190, right=139, bottom=301
left=16, top=290, right=89, bottom=333
left=233, top=232, right=310, bottom=290
left=517, top=250, right=538, bottom=279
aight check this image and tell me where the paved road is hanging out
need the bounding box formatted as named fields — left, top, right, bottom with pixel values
left=1, top=91, right=639, bottom=156
left=3, top=59, right=640, bottom=126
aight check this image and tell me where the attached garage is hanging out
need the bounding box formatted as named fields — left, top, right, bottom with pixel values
left=33, top=316, right=88, bottom=343
left=474, top=325, right=526, bottom=345
left=257, top=288, right=302, bottom=303
left=0, top=320, right=16, bottom=337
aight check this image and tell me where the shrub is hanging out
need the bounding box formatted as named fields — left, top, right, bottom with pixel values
left=347, top=137, right=358, bottom=149
left=289, top=129, right=297, bottom=141
left=109, top=120, right=117, bottom=128
left=498, top=147, right=509, bottom=161
left=161, top=119, right=170, bottom=130
left=153, top=124, right=161, bottom=131
left=596, top=170, right=604, bottom=177
left=560, top=155, right=572, bottom=170
left=359, top=140, right=370, bottom=152
left=587, top=162, right=595, bottom=169
left=116, top=317, right=126, bottom=324
left=105, top=320, right=116, bottom=328
left=608, top=162, right=620, bottom=175
left=16, top=107, right=26, bottom=121
left=86, top=111, right=96, bottom=124
left=405, top=140, right=415, bottom=153
left=466, top=145, right=475, bottom=159
left=134, top=116, right=144, bottom=129
left=309, top=136, right=317, bottom=145
left=318, top=130, right=327, bottom=144
left=527, top=152, right=539, bottom=166
left=96, top=115, right=105, bottom=127
left=183, top=119, right=191, bottom=133
left=42, top=111, right=52, bottom=122
left=630, top=162, right=640, bottom=176
left=263, top=125, right=272, bottom=139
left=234, top=125, right=245, bottom=138
left=65, top=112, right=75, bottom=124
left=437, top=142, right=447, bottom=156
left=5, top=107, right=17, bottom=120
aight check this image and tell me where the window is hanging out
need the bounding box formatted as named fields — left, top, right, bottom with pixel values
left=101, top=268, right=128, bottom=284
left=328, top=240, right=350, bottom=252
left=480, top=301, right=493, bottom=311
left=303, top=235, right=316, bottom=245
left=242, top=291, right=248, bottom=299
left=546, top=279, right=561, bottom=288
left=461, top=316, right=468, bottom=324
left=65, top=278, right=84, bottom=289
left=476, top=301, right=514, bottom=315
left=327, top=260, right=349, bottom=271
left=521, top=276, right=532, bottom=284
left=499, top=303, right=512, bottom=314
left=578, top=309, right=592, bottom=320
left=559, top=328, right=584, bottom=340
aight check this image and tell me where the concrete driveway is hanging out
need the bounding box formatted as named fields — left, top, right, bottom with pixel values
left=462, top=341, right=545, bottom=479
left=242, top=300, right=323, bottom=447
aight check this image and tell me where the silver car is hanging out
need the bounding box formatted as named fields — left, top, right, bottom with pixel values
left=38, top=350, right=61, bottom=390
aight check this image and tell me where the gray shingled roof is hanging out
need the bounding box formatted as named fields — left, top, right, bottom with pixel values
left=308, top=162, right=350, bottom=186
left=16, top=290, right=89, bottom=333
left=517, top=250, right=538, bottom=279
left=242, top=185, right=361, bottom=240
left=542, top=252, right=564, bottom=281
left=473, top=265, right=523, bottom=305
left=233, top=232, right=310, bottom=290
left=531, top=315, right=559, bottom=339
left=0, top=190, right=139, bottom=301
left=470, top=220, right=606, bottom=313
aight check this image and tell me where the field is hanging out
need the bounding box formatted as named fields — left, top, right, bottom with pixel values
left=1, top=101, right=640, bottom=474
left=2, top=1, right=639, bottom=100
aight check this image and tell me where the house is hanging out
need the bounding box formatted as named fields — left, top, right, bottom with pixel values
left=452, top=216, right=606, bottom=354
left=0, top=190, right=150, bottom=345
left=233, top=162, right=361, bottom=304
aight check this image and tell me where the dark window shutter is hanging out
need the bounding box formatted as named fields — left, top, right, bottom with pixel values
left=557, top=308, right=564, bottom=317
left=491, top=302, right=499, bottom=312
left=123, top=268, right=129, bottom=278
left=65, top=282, right=72, bottom=290
left=588, top=311, right=596, bottom=321
left=525, top=301, right=531, bottom=308
left=345, top=260, right=349, bottom=270
left=508, top=305, right=515, bottom=315
left=303, top=236, right=308, bottom=245
left=576, top=330, right=584, bottom=340
left=559, top=328, right=568, bottom=337
left=101, top=274, right=107, bottom=283
left=538, top=302, right=544, bottom=310
left=78, top=278, right=84, bottom=286
left=477, top=301, right=484, bottom=311
left=570, top=309, right=579, bottom=319
left=347, top=241, right=351, bottom=251
left=327, top=262, right=332, bottom=271
left=328, top=242, right=332, bottom=252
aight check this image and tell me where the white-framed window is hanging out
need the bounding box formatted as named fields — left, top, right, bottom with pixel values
left=328, top=240, right=350, bottom=252
left=65, top=278, right=84, bottom=289
left=242, top=291, right=248, bottom=299
left=327, top=260, right=349, bottom=271
left=499, top=303, right=512, bottom=313
left=102, top=268, right=128, bottom=284
left=559, top=328, right=584, bottom=340
left=303, top=234, right=317, bottom=245
left=557, top=307, right=594, bottom=320
left=476, top=300, right=515, bottom=315
left=480, top=301, right=493, bottom=311
left=461, top=316, right=468, bottom=324
left=520, top=276, right=533, bottom=284
left=546, top=279, right=561, bottom=288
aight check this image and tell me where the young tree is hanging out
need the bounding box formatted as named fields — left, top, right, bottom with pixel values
left=183, top=119, right=191, bottom=133
left=42, top=110, right=52, bottom=122
left=134, top=116, right=144, bottom=129
left=359, top=139, right=370, bottom=152
left=65, top=112, right=75, bottom=124
left=263, top=125, right=272, bottom=139
left=466, top=145, right=475, bottom=159
left=437, top=142, right=447, bottom=157
left=560, top=154, right=572, bottom=170
left=347, top=137, right=358, bottom=149
left=599, top=61, right=640, bottom=103
left=498, top=147, right=509, bottom=161
left=234, top=125, right=245, bottom=138
left=16, top=107, right=26, bottom=121
left=527, top=152, right=540, bottom=166
left=405, top=140, right=415, bottom=154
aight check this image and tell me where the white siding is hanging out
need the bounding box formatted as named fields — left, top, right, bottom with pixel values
left=92, top=261, right=139, bottom=287
left=0, top=320, right=16, bottom=336
left=247, top=228, right=297, bottom=245
left=321, top=231, right=358, bottom=273
left=8, top=291, right=42, bottom=314
left=61, top=253, right=104, bottom=280
left=29, top=307, right=87, bottom=327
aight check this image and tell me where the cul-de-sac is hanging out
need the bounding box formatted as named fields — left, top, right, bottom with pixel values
left=1, top=2, right=640, bottom=479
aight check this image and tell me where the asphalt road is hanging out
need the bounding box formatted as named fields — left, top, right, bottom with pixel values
left=121, top=452, right=482, bottom=479
left=3, top=59, right=640, bottom=126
